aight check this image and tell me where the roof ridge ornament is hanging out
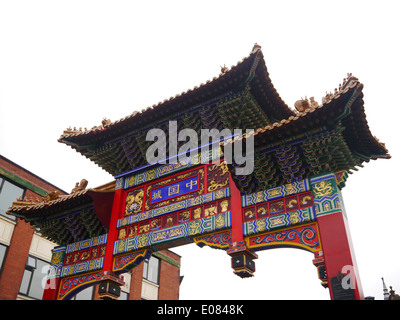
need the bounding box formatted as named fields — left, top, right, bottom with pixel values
left=220, top=64, right=228, bottom=74
left=294, top=96, right=319, bottom=113
left=102, top=118, right=112, bottom=127
left=389, top=286, right=400, bottom=300
left=62, top=118, right=112, bottom=137
left=12, top=197, right=38, bottom=207
left=8, top=189, right=61, bottom=212
left=62, top=126, right=80, bottom=135
left=321, top=73, right=359, bottom=105
left=43, top=190, right=60, bottom=203
left=251, top=43, right=262, bottom=54
left=71, top=179, right=89, bottom=194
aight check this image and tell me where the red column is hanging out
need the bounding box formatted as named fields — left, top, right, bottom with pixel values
left=311, top=173, right=363, bottom=300
left=227, top=174, right=258, bottom=278
left=317, top=212, right=363, bottom=300
left=42, top=277, right=61, bottom=300
left=229, top=174, right=244, bottom=244
left=42, top=245, right=66, bottom=300
left=102, top=186, right=124, bottom=272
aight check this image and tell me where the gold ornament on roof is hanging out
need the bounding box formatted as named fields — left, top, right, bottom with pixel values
left=63, top=118, right=112, bottom=136
left=102, top=118, right=111, bottom=127
left=71, top=179, right=88, bottom=194
left=295, top=96, right=319, bottom=113
left=12, top=197, right=36, bottom=207
left=309, top=97, right=319, bottom=108
left=43, top=190, right=60, bottom=203
left=251, top=43, right=262, bottom=53
left=322, top=73, right=359, bottom=105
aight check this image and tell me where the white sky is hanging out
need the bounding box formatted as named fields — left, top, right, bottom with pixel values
left=1, top=1, right=399, bottom=300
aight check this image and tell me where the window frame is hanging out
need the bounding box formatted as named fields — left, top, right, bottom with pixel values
left=0, top=175, right=26, bottom=221
left=18, top=255, right=50, bottom=300
left=0, top=242, right=8, bottom=274
left=72, top=286, right=94, bottom=300
left=142, top=256, right=160, bottom=285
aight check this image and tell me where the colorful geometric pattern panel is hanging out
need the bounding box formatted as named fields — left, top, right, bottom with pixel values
left=112, top=249, right=152, bottom=273
left=65, top=234, right=108, bottom=253
left=125, top=187, right=144, bottom=215
left=334, top=170, right=348, bottom=189
left=120, top=147, right=221, bottom=190
left=194, top=230, right=232, bottom=250
left=58, top=271, right=123, bottom=300
left=48, top=246, right=67, bottom=279
left=310, top=173, right=343, bottom=217
left=114, top=161, right=233, bottom=257
left=113, top=211, right=232, bottom=255
left=206, top=162, right=230, bottom=193
left=243, top=207, right=315, bottom=236
left=61, top=234, right=108, bottom=278
left=242, top=191, right=316, bottom=236
left=59, top=271, right=103, bottom=300
left=61, top=257, right=104, bottom=278
left=246, top=222, right=321, bottom=253
left=117, top=187, right=230, bottom=227
left=241, top=179, right=311, bottom=207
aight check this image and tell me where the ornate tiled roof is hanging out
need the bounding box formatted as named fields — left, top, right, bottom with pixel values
left=7, top=180, right=115, bottom=245
left=58, top=44, right=292, bottom=143
left=7, top=180, right=114, bottom=216
left=57, top=45, right=297, bottom=177
left=56, top=45, right=389, bottom=180
left=225, top=73, right=390, bottom=160
left=7, top=188, right=89, bottom=215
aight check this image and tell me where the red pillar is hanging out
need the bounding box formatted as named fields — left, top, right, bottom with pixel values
left=311, top=173, right=363, bottom=300
left=317, top=212, right=363, bottom=300
left=42, top=245, right=66, bottom=300
left=42, top=277, right=62, bottom=300
left=102, top=185, right=124, bottom=272
left=229, top=174, right=244, bottom=244
left=227, top=173, right=258, bottom=278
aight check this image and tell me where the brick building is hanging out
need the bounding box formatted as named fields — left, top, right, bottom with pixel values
left=0, top=155, right=181, bottom=300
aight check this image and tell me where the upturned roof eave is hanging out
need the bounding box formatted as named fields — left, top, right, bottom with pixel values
left=6, top=180, right=116, bottom=221
left=225, top=80, right=390, bottom=160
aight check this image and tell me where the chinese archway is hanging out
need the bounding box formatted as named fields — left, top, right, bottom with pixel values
left=7, top=44, right=390, bottom=300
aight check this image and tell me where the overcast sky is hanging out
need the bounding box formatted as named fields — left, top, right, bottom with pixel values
left=1, top=1, right=399, bottom=300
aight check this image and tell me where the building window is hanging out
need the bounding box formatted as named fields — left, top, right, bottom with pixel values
left=19, top=255, right=49, bottom=300
left=0, top=177, right=25, bottom=221
left=118, top=290, right=129, bottom=300
left=0, top=243, right=7, bottom=272
left=72, top=286, right=94, bottom=300
left=143, top=256, right=160, bottom=284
